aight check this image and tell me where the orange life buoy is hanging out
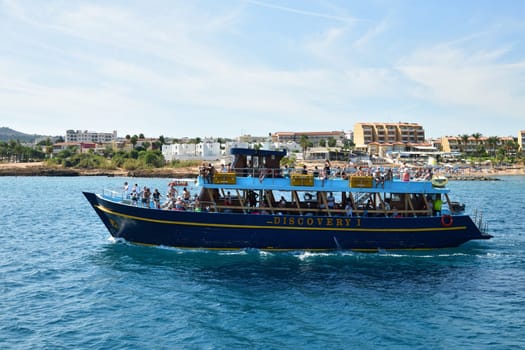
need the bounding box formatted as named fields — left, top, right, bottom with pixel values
left=441, top=214, right=453, bottom=227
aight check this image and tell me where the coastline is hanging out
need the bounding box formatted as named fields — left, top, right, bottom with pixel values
left=0, top=162, right=197, bottom=178
left=0, top=162, right=523, bottom=179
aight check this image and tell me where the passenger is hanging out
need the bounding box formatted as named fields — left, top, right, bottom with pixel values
left=392, top=207, right=401, bottom=218
left=385, top=168, right=393, bottom=182
left=247, top=190, right=258, bottom=207
left=301, top=165, right=308, bottom=175
left=174, top=196, right=185, bottom=210
left=142, top=187, right=151, bottom=208
left=282, top=165, right=290, bottom=178
left=224, top=191, right=232, bottom=213
left=345, top=203, right=353, bottom=217
left=200, top=162, right=208, bottom=180
left=324, top=159, right=331, bottom=177
left=168, top=183, right=179, bottom=198
left=433, top=195, right=442, bottom=216
left=384, top=201, right=391, bottom=216
left=123, top=181, right=129, bottom=198
left=374, top=169, right=384, bottom=188
left=130, top=187, right=139, bottom=206
left=327, top=192, right=335, bottom=210
left=131, top=183, right=138, bottom=192
left=305, top=202, right=314, bottom=216
left=207, top=163, right=216, bottom=183
left=182, top=187, right=191, bottom=202
left=278, top=196, right=286, bottom=207
left=260, top=202, right=270, bottom=215
left=194, top=197, right=201, bottom=212
left=152, top=188, right=162, bottom=209
left=402, top=169, right=410, bottom=182
left=313, top=166, right=320, bottom=178
left=161, top=193, right=174, bottom=209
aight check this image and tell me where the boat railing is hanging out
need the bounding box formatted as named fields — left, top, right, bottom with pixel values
left=204, top=166, right=438, bottom=185
left=473, top=209, right=489, bottom=234
left=211, top=201, right=434, bottom=217
left=102, top=188, right=126, bottom=201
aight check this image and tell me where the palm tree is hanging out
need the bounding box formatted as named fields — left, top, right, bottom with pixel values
left=486, top=136, right=499, bottom=157
left=461, top=134, right=470, bottom=154
left=471, top=133, right=482, bottom=156
left=130, top=135, right=138, bottom=149
left=300, top=135, right=309, bottom=160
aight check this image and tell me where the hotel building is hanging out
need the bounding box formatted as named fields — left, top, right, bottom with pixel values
left=353, top=122, right=427, bottom=156
left=272, top=131, right=345, bottom=146
left=65, top=130, right=117, bottom=143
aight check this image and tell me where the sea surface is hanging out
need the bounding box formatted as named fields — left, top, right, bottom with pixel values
left=0, top=175, right=524, bottom=349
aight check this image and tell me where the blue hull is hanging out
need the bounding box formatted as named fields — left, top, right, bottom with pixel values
left=84, top=192, right=491, bottom=251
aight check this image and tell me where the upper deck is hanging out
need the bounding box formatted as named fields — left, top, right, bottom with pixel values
left=199, top=174, right=449, bottom=195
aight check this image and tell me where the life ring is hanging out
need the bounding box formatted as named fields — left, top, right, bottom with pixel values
left=441, top=214, right=453, bottom=227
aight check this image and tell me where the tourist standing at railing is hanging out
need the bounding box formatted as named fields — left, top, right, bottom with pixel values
left=122, top=181, right=129, bottom=198
left=152, top=188, right=162, bottom=209
left=282, top=165, right=290, bottom=178
left=324, top=159, right=331, bottom=177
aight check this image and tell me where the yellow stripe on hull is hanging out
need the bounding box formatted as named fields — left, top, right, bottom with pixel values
left=95, top=204, right=466, bottom=233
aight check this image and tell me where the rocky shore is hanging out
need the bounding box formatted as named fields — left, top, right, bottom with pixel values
left=0, top=162, right=197, bottom=178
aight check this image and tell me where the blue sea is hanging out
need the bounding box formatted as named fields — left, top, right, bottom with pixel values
left=1, top=176, right=524, bottom=349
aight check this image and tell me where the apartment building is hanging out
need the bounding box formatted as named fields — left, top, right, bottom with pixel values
left=65, top=130, right=117, bottom=143
left=162, top=141, right=221, bottom=161
left=519, top=130, right=525, bottom=151
left=272, top=131, right=345, bottom=146
left=353, top=122, right=425, bottom=148
left=441, top=135, right=515, bottom=154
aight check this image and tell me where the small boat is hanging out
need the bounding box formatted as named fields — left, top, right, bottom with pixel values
left=168, top=180, right=189, bottom=187
left=83, top=148, right=492, bottom=251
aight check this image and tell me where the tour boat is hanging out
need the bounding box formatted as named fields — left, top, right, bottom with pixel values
left=83, top=148, right=492, bottom=251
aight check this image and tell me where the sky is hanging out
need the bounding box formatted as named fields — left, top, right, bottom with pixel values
left=0, top=0, right=524, bottom=139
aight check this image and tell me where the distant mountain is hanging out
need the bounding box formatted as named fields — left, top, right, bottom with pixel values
left=0, top=127, right=48, bottom=143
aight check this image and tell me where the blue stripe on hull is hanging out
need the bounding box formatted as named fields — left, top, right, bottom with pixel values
left=84, top=192, right=487, bottom=251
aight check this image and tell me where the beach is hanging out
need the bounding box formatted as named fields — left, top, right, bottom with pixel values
left=0, top=161, right=523, bottom=178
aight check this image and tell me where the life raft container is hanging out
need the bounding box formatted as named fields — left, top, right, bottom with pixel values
left=431, top=176, right=448, bottom=188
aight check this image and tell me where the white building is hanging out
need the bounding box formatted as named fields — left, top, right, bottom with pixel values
left=66, top=130, right=117, bottom=143
left=162, top=142, right=221, bottom=161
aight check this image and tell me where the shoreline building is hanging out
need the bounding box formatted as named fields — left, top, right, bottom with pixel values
left=65, top=130, right=117, bottom=143
left=162, top=140, right=221, bottom=161
left=519, top=130, right=525, bottom=152
left=272, top=131, right=345, bottom=147
left=441, top=135, right=516, bottom=154
left=353, top=122, right=427, bottom=157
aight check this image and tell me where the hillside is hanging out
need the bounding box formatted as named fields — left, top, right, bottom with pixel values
left=0, top=127, right=47, bottom=143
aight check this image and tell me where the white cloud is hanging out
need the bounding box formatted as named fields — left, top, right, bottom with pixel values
left=398, top=44, right=525, bottom=118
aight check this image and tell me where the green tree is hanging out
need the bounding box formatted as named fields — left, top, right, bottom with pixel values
left=486, top=136, right=499, bottom=157
left=130, top=135, right=138, bottom=149
left=461, top=134, right=470, bottom=153
left=300, top=135, right=309, bottom=159
left=471, top=133, right=482, bottom=156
